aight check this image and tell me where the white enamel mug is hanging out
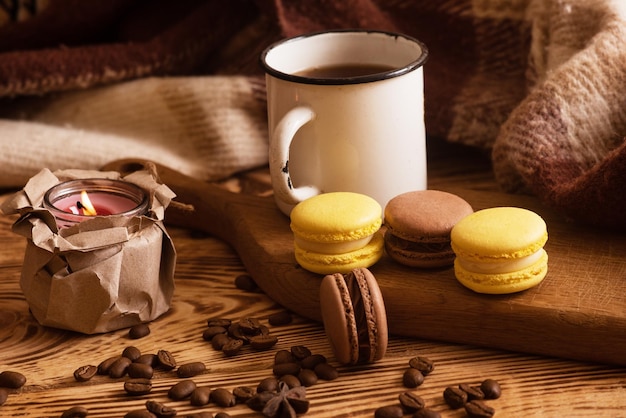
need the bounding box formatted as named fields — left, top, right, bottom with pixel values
left=261, top=30, right=429, bottom=216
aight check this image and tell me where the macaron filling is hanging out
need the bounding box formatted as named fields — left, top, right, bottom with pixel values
left=295, top=235, right=373, bottom=254
left=456, top=248, right=547, bottom=275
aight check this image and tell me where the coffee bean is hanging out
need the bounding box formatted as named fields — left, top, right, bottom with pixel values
left=145, top=400, right=177, bottom=417
left=247, top=391, right=276, bottom=411
left=127, top=363, right=154, bottom=379
left=257, top=376, right=279, bottom=393
left=203, top=326, right=228, bottom=341
left=168, top=380, right=197, bottom=400
left=239, top=317, right=263, bottom=334
left=0, top=371, right=26, bottom=389
left=408, top=356, right=435, bottom=375
left=374, top=405, right=404, bottom=418
left=222, top=338, right=244, bottom=356
left=210, top=387, right=236, bottom=407
left=122, top=346, right=142, bottom=362
left=233, top=386, right=256, bottom=403
left=124, top=410, right=156, bottom=418
left=249, top=334, right=278, bottom=350
left=177, top=361, right=206, bottom=378
left=134, top=354, right=158, bottom=367
left=300, top=354, right=327, bottom=370
left=443, top=386, right=468, bottom=409
left=211, top=333, right=231, bottom=350
left=109, top=357, right=132, bottom=378
left=207, top=318, right=232, bottom=328
left=215, top=413, right=232, bottom=418
left=97, top=356, right=119, bottom=375
left=297, top=369, right=318, bottom=387
left=234, top=273, right=259, bottom=292
left=73, top=365, right=97, bottom=382
left=124, top=378, right=153, bottom=396
left=480, top=378, right=502, bottom=400
left=190, top=386, right=212, bottom=406
left=413, top=408, right=442, bottom=418
left=227, top=323, right=247, bottom=342
left=268, top=311, right=293, bottom=326
left=460, top=383, right=485, bottom=401
left=0, top=388, right=8, bottom=406
left=403, top=368, right=425, bottom=388
left=280, top=374, right=302, bottom=388
left=272, top=362, right=301, bottom=377
left=274, top=349, right=296, bottom=364
left=157, top=350, right=177, bottom=370
left=465, top=400, right=495, bottom=418
left=313, top=362, right=339, bottom=380
left=290, top=345, right=311, bottom=360
left=398, top=391, right=425, bottom=412
left=60, top=406, right=89, bottom=418
left=128, top=323, right=151, bottom=339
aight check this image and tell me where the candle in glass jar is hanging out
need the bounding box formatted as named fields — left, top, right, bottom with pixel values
left=44, top=178, right=149, bottom=228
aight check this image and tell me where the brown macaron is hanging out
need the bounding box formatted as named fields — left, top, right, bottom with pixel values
left=319, top=267, right=388, bottom=365
left=384, top=190, right=473, bottom=268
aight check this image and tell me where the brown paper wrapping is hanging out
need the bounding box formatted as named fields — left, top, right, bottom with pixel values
left=1, top=168, right=177, bottom=334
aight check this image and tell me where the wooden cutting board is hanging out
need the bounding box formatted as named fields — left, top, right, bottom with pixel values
left=103, top=159, right=626, bottom=366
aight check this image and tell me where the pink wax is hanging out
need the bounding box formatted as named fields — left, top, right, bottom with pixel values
left=53, top=193, right=140, bottom=216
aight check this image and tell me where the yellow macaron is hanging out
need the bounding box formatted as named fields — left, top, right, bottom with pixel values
left=450, top=207, right=548, bottom=294
left=290, top=192, right=383, bottom=274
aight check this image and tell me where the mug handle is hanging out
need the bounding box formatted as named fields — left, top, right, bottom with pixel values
left=269, top=106, right=320, bottom=205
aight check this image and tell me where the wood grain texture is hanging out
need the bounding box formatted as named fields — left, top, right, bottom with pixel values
left=1, top=139, right=626, bottom=417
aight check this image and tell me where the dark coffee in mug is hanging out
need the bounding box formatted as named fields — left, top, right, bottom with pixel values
left=295, top=63, right=396, bottom=78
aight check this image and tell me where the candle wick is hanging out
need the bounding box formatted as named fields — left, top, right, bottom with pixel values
left=76, top=201, right=84, bottom=209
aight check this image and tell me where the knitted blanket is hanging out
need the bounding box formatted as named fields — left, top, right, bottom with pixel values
left=1, top=0, right=625, bottom=230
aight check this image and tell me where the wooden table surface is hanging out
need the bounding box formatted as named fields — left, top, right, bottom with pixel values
left=1, top=138, right=626, bottom=417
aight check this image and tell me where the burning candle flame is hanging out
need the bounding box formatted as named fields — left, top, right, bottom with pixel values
left=78, top=190, right=98, bottom=216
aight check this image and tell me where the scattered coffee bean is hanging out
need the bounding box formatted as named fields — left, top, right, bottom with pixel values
left=239, top=317, right=263, bottom=334
left=0, top=388, right=8, bottom=406
left=273, top=361, right=301, bottom=377
left=157, top=350, right=177, bottom=370
left=408, top=356, right=435, bottom=375
left=460, top=383, right=485, bottom=401
left=222, top=338, right=244, bottom=356
left=128, top=323, right=151, bottom=339
left=190, top=386, right=212, bottom=406
left=203, top=326, right=228, bottom=341
left=97, top=356, right=119, bottom=375
left=249, top=334, right=279, bottom=350
left=300, top=354, right=327, bottom=370
left=313, top=362, right=339, bottom=380
left=60, top=406, right=89, bottom=418
left=109, top=356, right=132, bottom=379
left=124, top=378, right=153, bottom=396
left=145, top=400, right=177, bottom=417
left=122, top=346, right=142, bottom=362
left=480, top=378, right=502, bottom=399
left=134, top=354, right=158, bottom=367
left=403, top=368, right=425, bottom=388
left=465, top=400, right=496, bottom=418
left=247, top=391, right=276, bottom=411
left=374, top=405, right=404, bottom=418
left=234, top=273, right=259, bottom=292
left=127, top=363, right=154, bottom=379
left=297, top=369, right=318, bottom=387
left=268, top=311, right=293, bottom=326
left=398, top=391, right=425, bottom=412
left=413, top=408, right=442, bottom=418
left=177, top=361, right=206, bottom=378
left=207, top=318, right=232, bottom=328
left=168, top=379, right=197, bottom=400
left=73, top=365, right=97, bottom=382
left=233, top=386, right=256, bottom=403
left=443, top=385, right=468, bottom=409
left=0, top=371, right=26, bottom=389
left=210, top=387, right=237, bottom=407
left=280, top=374, right=302, bottom=388
left=211, top=333, right=231, bottom=350
left=274, top=349, right=296, bottom=364
left=290, top=345, right=312, bottom=360
left=257, top=376, right=280, bottom=393
left=124, top=410, right=156, bottom=418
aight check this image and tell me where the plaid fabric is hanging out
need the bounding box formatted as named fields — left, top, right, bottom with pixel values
left=0, top=0, right=625, bottom=230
